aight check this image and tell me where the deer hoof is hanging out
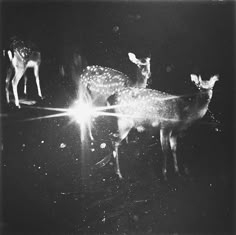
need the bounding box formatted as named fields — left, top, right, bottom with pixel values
left=175, top=170, right=181, bottom=177
left=184, top=166, right=190, bottom=176
left=117, top=172, right=123, bottom=179
left=162, top=169, right=168, bottom=181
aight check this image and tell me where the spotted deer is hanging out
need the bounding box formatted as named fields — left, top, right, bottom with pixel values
left=78, top=52, right=151, bottom=140
left=5, top=40, right=42, bottom=108
left=96, top=74, right=219, bottom=180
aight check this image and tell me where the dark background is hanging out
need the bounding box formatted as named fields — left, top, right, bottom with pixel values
left=0, top=1, right=235, bottom=234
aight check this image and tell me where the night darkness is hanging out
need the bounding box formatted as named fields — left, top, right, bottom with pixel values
left=0, top=1, right=235, bottom=234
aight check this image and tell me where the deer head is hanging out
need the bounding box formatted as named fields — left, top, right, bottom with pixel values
left=191, top=74, right=219, bottom=90
left=128, top=52, right=151, bottom=80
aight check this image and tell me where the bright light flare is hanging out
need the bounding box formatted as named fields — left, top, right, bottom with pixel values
left=67, top=100, right=95, bottom=124
left=67, top=99, right=96, bottom=142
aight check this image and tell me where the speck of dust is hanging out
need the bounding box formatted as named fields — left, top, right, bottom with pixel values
left=60, top=143, right=66, bottom=148
left=100, top=143, right=106, bottom=149
left=41, top=140, right=45, bottom=144
left=133, top=215, right=139, bottom=222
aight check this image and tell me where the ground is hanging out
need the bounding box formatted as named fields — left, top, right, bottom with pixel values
left=0, top=94, right=234, bottom=234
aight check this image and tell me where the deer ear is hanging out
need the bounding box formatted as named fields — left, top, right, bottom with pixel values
left=128, top=52, right=138, bottom=64
left=7, top=50, right=13, bottom=61
left=190, top=74, right=199, bottom=83
left=211, top=75, right=219, bottom=81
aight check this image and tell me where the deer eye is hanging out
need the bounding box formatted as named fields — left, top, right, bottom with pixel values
left=140, top=58, right=146, bottom=64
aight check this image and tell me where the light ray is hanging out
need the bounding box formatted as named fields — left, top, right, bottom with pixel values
left=94, top=111, right=142, bottom=119
left=18, top=112, right=69, bottom=122
left=24, top=106, right=68, bottom=112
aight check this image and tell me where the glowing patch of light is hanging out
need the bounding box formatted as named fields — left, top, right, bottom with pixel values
left=67, top=99, right=96, bottom=142
left=67, top=100, right=94, bottom=125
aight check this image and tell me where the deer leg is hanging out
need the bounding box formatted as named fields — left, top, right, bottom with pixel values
left=112, top=118, right=133, bottom=179
left=87, top=123, right=94, bottom=141
left=169, top=135, right=180, bottom=175
left=5, top=66, right=13, bottom=103
left=34, top=65, right=42, bottom=98
left=12, top=68, right=25, bottom=108
left=113, top=142, right=123, bottom=179
left=117, top=118, right=133, bottom=141
left=160, top=128, right=171, bottom=180
left=86, top=106, right=94, bottom=141
left=24, top=74, right=28, bottom=95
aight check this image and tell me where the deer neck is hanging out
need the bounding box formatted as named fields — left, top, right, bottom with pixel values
left=135, top=68, right=148, bottom=88
left=12, top=51, right=26, bottom=68
left=190, top=89, right=213, bottom=120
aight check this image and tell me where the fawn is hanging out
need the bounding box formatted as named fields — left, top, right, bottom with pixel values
left=5, top=39, right=42, bottom=108
left=96, top=74, right=219, bottom=179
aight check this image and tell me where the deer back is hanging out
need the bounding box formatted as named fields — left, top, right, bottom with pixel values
left=108, top=87, right=214, bottom=131
left=80, top=65, right=131, bottom=97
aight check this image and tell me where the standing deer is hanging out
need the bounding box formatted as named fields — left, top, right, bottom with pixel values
left=78, top=52, right=151, bottom=140
left=96, top=74, right=219, bottom=180
left=5, top=39, right=42, bottom=108
left=79, top=52, right=151, bottom=104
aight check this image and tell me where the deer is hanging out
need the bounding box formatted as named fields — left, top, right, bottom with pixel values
left=78, top=52, right=151, bottom=140
left=5, top=39, right=42, bottom=108
left=96, top=74, right=219, bottom=180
